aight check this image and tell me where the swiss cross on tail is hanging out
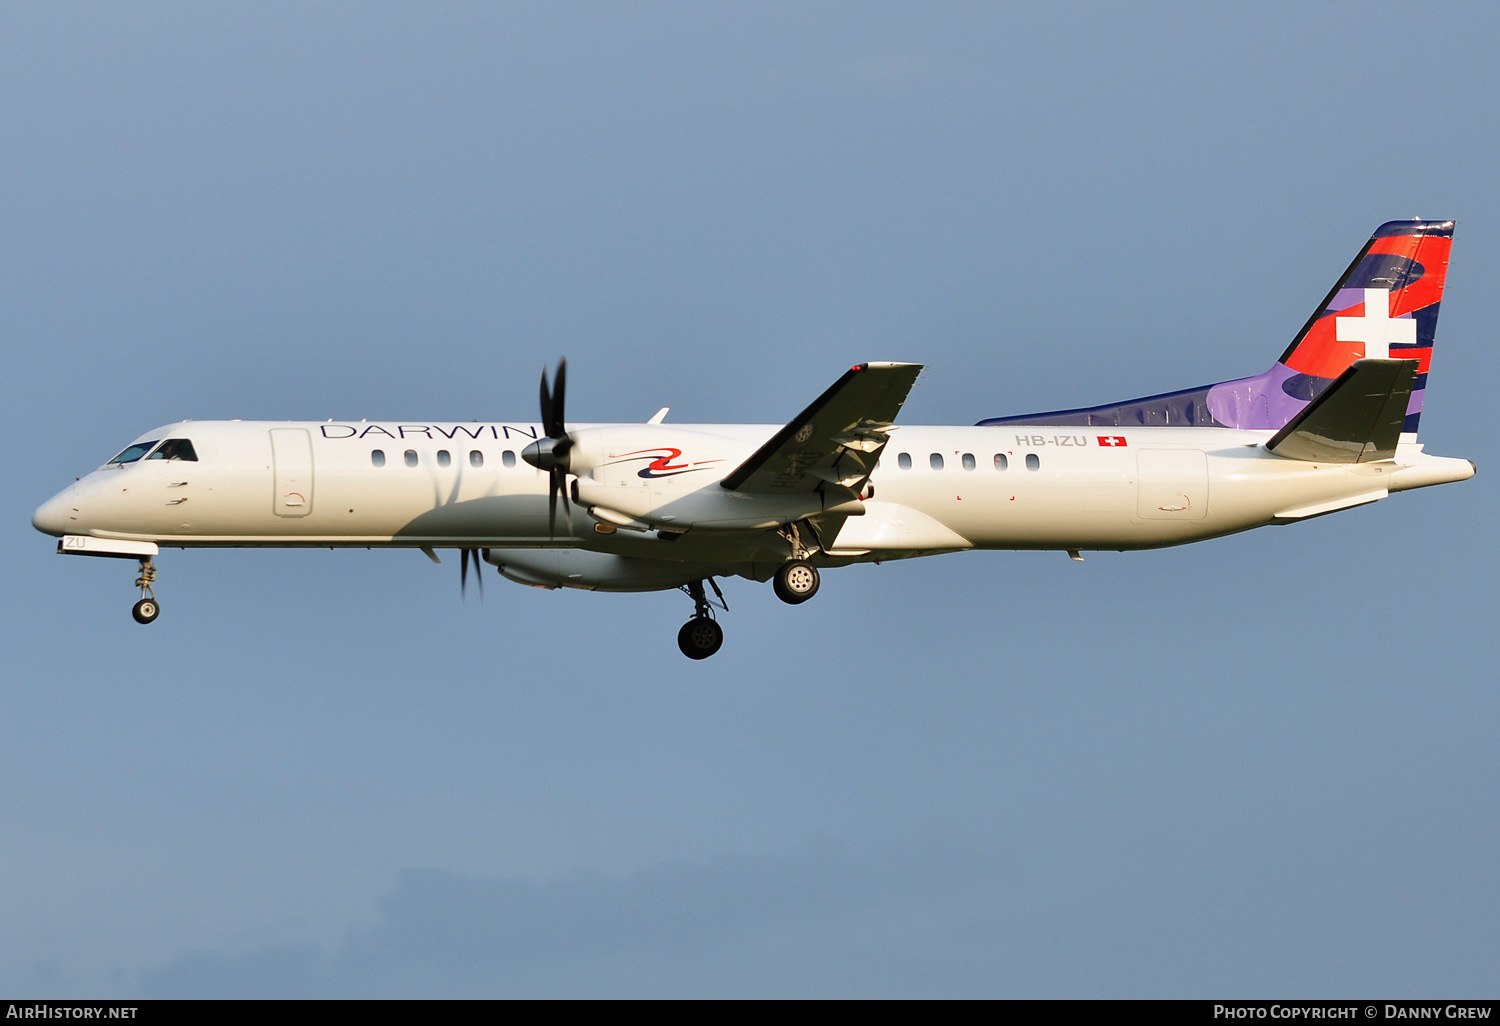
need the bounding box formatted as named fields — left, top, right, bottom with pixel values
left=1336, top=288, right=1416, bottom=359
left=1280, top=220, right=1449, bottom=385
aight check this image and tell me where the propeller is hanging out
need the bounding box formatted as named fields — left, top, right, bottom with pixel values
left=522, top=359, right=573, bottom=535
left=459, top=547, right=485, bottom=600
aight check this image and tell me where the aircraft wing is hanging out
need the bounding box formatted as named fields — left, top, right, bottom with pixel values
left=720, top=362, right=923, bottom=495
left=1266, top=358, right=1418, bottom=463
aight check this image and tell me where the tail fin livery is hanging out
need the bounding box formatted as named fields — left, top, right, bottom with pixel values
left=978, top=219, right=1453, bottom=434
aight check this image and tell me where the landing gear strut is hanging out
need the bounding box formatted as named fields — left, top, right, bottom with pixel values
left=773, top=560, right=820, bottom=604
left=676, top=579, right=726, bottom=660
left=131, top=557, right=159, bottom=624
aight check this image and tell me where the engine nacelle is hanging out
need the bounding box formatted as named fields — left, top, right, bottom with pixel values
left=549, top=424, right=743, bottom=482
left=576, top=479, right=863, bottom=533
left=484, top=547, right=724, bottom=592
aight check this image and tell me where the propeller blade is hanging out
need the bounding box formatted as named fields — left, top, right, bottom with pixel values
left=538, top=359, right=569, bottom=438
left=539, top=367, right=553, bottom=438
left=551, top=359, right=567, bottom=437
left=537, top=359, right=573, bottom=537
left=459, top=548, right=486, bottom=600
left=546, top=467, right=575, bottom=538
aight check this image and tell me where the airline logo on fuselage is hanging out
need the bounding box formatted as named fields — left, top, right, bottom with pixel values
left=319, top=423, right=541, bottom=441
left=608, top=448, right=726, bottom=479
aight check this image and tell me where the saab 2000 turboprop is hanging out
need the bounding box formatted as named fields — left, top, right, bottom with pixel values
left=33, top=220, right=1475, bottom=658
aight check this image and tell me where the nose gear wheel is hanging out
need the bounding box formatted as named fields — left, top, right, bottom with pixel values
left=677, top=617, right=723, bottom=659
left=676, top=578, right=728, bottom=659
left=132, top=557, right=159, bottom=624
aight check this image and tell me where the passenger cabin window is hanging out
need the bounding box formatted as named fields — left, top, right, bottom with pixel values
left=107, top=441, right=159, bottom=465
left=994, top=453, right=1008, bottom=471
left=897, top=453, right=912, bottom=470
left=502, top=450, right=517, bottom=468
left=1026, top=453, right=1040, bottom=471
left=147, top=438, right=199, bottom=461
left=470, top=451, right=484, bottom=468
left=404, top=450, right=418, bottom=467
left=437, top=450, right=452, bottom=467
left=962, top=453, right=976, bottom=471
left=371, top=450, right=386, bottom=467
left=930, top=453, right=944, bottom=470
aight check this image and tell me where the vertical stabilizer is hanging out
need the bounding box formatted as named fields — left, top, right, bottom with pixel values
left=1269, top=219, right=1450, bottom=436
left=978, top=220, right=1453, bottom=434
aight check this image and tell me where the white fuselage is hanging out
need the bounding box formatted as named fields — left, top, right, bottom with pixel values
left=33, top=417, right=1474, bottom=588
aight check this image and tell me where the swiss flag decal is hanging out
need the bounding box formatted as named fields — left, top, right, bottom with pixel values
left=1097, top=435, right=1127, bottom=447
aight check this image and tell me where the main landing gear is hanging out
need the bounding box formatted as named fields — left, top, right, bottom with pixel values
left=131, top=557, right=160, bottom=624
left=671, top=560, right=824, bottom=659
left=771, top=520, right=822, bottom=605
left=677, top=579, right=727, bottom=660
left=773, top=560, right=819, bottom=605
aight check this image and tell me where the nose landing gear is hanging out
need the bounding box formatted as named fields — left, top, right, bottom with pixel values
left=131, top=557, right=159, bottom=624
left=677, top=578, right=727, bottom=660
left=677, top=616, right=723, bottom=660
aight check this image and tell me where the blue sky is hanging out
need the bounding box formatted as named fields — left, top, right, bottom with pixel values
left=3, top=2, right=1496, bottom=997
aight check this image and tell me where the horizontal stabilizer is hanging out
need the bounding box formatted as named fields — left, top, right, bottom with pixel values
left=1266, top=358, right=1418, bottom=463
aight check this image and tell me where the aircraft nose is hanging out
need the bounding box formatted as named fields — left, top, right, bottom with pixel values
left=33, top=485, right=78, bottom=536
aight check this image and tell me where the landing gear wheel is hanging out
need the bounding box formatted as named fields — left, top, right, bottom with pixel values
left=677, top=617, right=724, bottom=660
left=132, top=598, right=160, bottom=624
left=773, top=561, right=820, bottom=605
left=131, top=557, right=160, bottom=625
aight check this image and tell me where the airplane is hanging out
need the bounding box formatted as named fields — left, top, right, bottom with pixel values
left=33, top=219, right=1475, bottom=659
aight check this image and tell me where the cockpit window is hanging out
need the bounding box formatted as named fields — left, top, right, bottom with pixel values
left=107, top=441, right=159, bottom=465
left=146, top=438, right=198, bottom=461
